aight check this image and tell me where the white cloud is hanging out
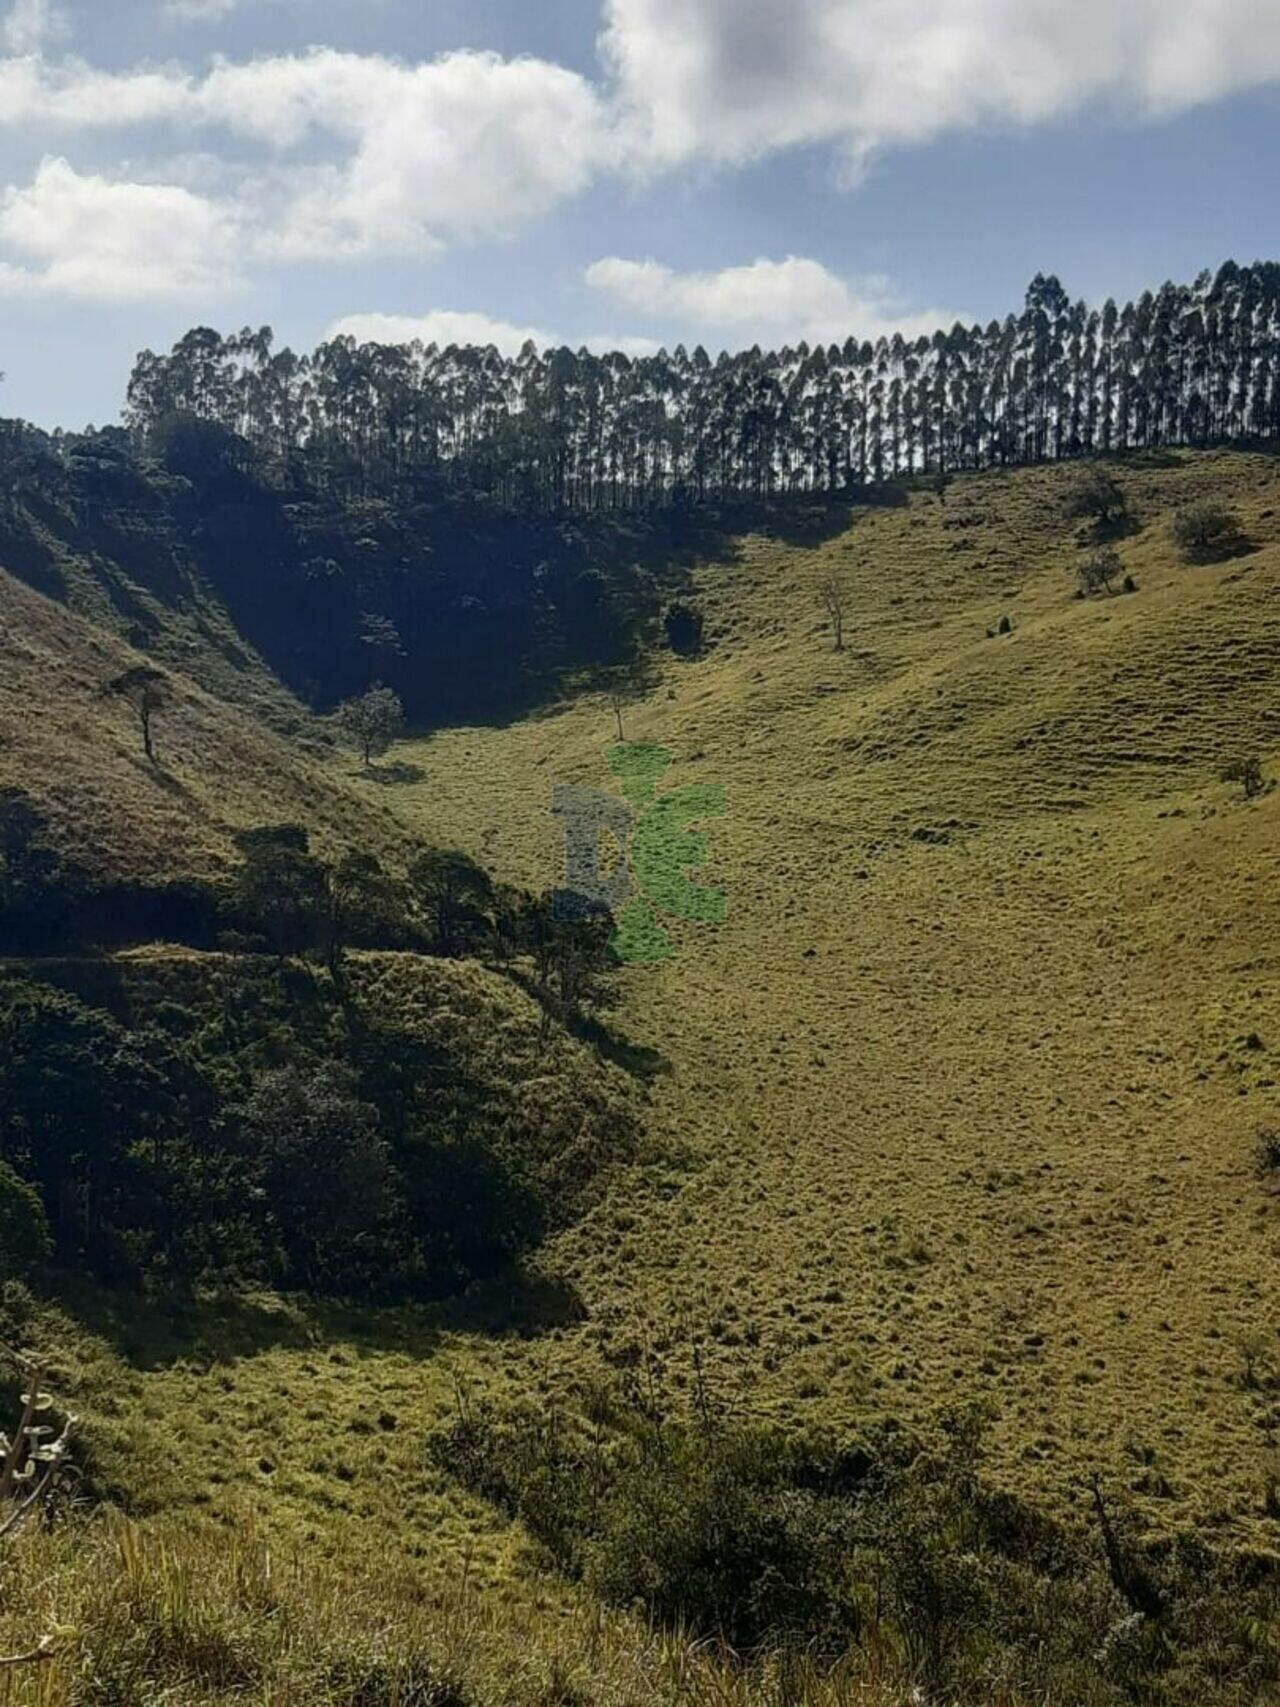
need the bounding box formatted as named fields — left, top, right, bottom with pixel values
left=0, top=3, right=1276, bottom=310
left=0, top=157, right=243, bottom=299
left=326, top=309, right=555, bottom=354
left=1, top=0, right=66, bottom=54
left=164, top=0, right=239, bottom=18
left=325, top=309, right=661, bottom=358
left=234, top=51, right=609, bottom=259
left=0, top=47, right=608, bottom=260
left=0, top=56, right=195, bottom=128
left=586, top=255, right=958, bottom=347
left=600, top=0, right=1280, bottom=171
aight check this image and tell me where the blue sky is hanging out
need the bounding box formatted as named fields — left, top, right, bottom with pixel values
left=1, top=0, right=1278, bottom=428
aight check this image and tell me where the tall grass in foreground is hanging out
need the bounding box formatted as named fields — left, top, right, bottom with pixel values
left=0, top=1512, right=933, bottom=1706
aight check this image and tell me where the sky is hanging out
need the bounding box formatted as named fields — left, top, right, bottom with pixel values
left=0, top=0, right=1278, bottom=428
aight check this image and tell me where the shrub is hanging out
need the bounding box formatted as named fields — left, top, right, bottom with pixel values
left=663, top=602, right=705, bottom=657
left=429, top=1401, right=866, bottom=1652
left=1172, top=501, right=1245, bottom=563
left=1256, top=1128, right=1280, bottom=1176
left=0, top=1162, right=51, bottom=1276
left=1221, top=755, right=1266, bottom=799
left=1063, top=466, right=1128, bottom=532
left=1077, top=547, right=1122, bottom=597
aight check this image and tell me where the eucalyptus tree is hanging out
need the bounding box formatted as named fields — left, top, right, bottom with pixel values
left=125, top=264, right=1280, bottom=512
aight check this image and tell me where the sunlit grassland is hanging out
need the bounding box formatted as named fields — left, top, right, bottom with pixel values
left=346, top=450, right=1280, bottom=1550
left=4, top=451, right=1279, bottom=1702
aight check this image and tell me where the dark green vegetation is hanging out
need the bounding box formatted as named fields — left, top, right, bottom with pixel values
left=432, top=1388, right=1280, bottom=1704
left=0, top=948, right=636, bottom=1297
left=0, top=414, right=709, bottom=724
left=127, top=264, right=1280, bottom=519
left=0, top=796, right=636, bottom=1296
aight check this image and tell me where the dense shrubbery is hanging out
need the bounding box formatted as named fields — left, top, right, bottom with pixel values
left=429, top=1389, right=1280, bottom=1703
left=0, top=875, right=631, bottom=1295
left=0, top=1161, right=52, bottom=1275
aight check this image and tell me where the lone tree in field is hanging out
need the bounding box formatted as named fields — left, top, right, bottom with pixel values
left=336, top=683, right=405, bottom=768
left=104, top=666, right=170, bottom=762
left=1172, top=501, right=1244, bottom=563
left=819, top=575, right=848, bottom=652
left=1077, top=546, right=1122, bottom=598
left=605, top=654, right=655, bottom=743
left=1063, top=466, right=1129, bottom=534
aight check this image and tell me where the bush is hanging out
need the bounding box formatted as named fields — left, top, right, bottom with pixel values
left=1172, top=501, right=1245, bottom=563
left=663, top=602, right=705, bottom=657
left=1063, top=466, right=1128, bottom=532
left=1256, top=1128, right=1280, bottom=1176
left=430, top=1401, right=866, bottom=1652
left=1221, top=755, right=1266, bottom=799
left=430, top=1387, right=1280, bottom=1701
left=0, top=1162, right=51, bottom=1275
left=1077, top=547, right=1122, bottom=597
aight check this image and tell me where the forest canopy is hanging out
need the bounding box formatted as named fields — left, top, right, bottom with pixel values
left=122, top=263, right=1280, bottom=510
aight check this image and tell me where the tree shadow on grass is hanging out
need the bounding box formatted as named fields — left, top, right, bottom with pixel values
left=501, top=965, right=669, bottom=1082
left=564, top=1008, right=670, bottom=1081
left=51, top=1277, right=320, bottom=1372
left=54, top=1261, right=583, bottom=1372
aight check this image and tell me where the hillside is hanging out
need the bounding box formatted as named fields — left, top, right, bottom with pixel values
left=0, top=564, right=417, bottom=888
left=355, top=448, right=1280, bottom=1536
left=1, top=445, right=1278, bottom=1703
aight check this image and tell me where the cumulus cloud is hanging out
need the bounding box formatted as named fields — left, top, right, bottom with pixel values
left=600, top=0, right=1280, bottom=171
left=0, top=157, right=243, bottom=299
left=326, top=309, right=556, bottom=354
left=2, top=3, right=1278, bottom=305
left=229, top=51, right=608, bottom=258
left=0, top=47, right=608, bottom=262
left=586, top=255, right=959, bottom=347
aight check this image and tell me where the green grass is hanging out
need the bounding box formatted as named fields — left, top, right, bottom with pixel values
left=348, top=450, right=1280, bottom=1545
left=3, top=448, right=1279, bottom=1700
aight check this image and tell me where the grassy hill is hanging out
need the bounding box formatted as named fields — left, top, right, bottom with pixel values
left=0, top=563, right=416, bottom=886
left=1, top=446, right=1278, bottom=1702
left=353, top=448, right=1280, bottom=1540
